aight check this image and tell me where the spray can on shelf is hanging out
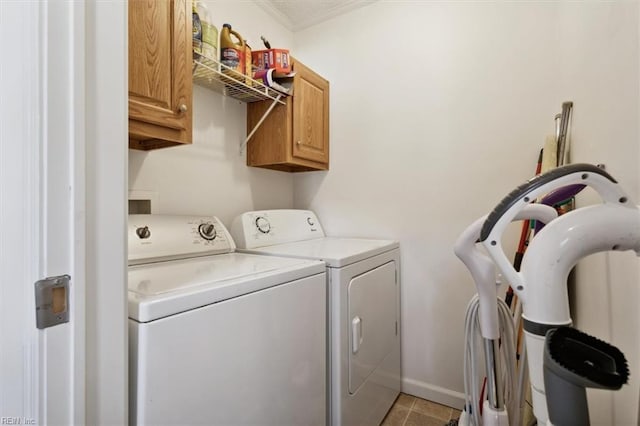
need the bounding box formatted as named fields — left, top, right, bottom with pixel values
left=192, top=3, right=202, bottom=59
left=195, top=1, right=218, bottom=60
left=220, top=23, right=245, bottom=79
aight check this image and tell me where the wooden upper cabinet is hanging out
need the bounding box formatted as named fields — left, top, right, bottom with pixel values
left=247, top=58, right=329, bottom=172
left=128, top=0, right=192, bottom=150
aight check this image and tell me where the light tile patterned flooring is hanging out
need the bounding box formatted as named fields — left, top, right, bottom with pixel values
left=382, top=393, right=461, bottom=426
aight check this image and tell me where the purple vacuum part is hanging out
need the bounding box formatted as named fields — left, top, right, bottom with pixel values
left=541, top=184, right=585, bottom=206
left=535, top=184, right=585, bottom=233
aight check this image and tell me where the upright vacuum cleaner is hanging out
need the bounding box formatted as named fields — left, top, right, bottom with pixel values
left=457, top=163, right=639, bottom=425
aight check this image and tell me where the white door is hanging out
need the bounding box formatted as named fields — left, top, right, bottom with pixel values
left=348, top=261, right=398, bottom=394
left=1, top=1, right=84, bottom=423
left=1, top=1, right=128, bottom=424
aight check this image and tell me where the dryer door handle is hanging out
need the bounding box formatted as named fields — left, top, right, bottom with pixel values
left=352, top=316, right=363, bottom=354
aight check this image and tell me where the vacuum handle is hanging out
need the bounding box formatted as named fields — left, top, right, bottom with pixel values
left=480, top=164, right=622, bottom=242
left=454, top=204, right=557, bottom=339
left=479, top=163, right=632, bottom=293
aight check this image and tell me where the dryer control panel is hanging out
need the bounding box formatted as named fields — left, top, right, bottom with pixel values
left=128, top=214, right=235, bottom=265
left=230, top=210, right=325, bottom=249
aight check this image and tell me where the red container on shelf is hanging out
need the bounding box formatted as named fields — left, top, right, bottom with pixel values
left=251, top=49, right=291, bottom=74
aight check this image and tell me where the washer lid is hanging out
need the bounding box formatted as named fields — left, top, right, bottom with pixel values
left=128, top=253, right=325, bottom=322
left=239, top=237, right=399, bottom=268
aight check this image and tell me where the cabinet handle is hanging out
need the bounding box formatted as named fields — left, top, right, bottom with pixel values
left=296, top=140, right=302, bottom=146
left=178, top=104, right=188, bottom=113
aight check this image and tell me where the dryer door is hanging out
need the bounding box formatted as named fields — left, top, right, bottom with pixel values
left=348, top=261, right=398, bottom=394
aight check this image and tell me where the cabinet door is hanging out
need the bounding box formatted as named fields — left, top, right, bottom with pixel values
left=128, top=0, right=192, bottom=149
left=292, top=60, right=329, bottom=165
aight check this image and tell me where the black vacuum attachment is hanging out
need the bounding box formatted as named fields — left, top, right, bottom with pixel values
left=544, top=326, right=629, bottom=426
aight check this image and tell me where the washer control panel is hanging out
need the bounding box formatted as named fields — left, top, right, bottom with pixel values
left=128, top=214, right=235, bottom=265
left=230, top=209, right=325, bottom=249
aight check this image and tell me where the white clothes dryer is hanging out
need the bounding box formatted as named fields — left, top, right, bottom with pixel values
left=128, top=214, right=327, bottom=426
left=231, top=210, right=401, bottom=426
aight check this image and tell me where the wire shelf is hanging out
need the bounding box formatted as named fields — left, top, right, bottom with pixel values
left=193, top=54, right=286, bottom=104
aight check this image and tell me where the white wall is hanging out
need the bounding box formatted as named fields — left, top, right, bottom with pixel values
left=293, top=1, right=640, bottom=422
left=129, top=1, right=295, bottom=226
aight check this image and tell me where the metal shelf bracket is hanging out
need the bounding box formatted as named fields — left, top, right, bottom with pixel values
left=192, top=54, right=287, bottom=156
left=240, top=94, right=283, bottom=154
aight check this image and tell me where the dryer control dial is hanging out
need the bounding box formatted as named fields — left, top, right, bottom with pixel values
left=306, top=216, right=315, bottom=226
left=255, top=216, right=271, bottom=234
left=136, top=226, right=151, bottom=239
left=198, top=222, right=217, bottom=240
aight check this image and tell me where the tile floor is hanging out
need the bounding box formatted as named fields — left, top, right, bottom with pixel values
left=382, top=393, right=461, bottom=426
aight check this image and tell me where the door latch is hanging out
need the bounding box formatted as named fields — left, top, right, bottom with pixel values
left=35, top=274, right=70, bottom=329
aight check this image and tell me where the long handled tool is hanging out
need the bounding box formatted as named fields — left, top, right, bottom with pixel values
left=556, top=102, right=573, bottom=167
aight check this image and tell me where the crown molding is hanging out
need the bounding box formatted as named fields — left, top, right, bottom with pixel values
left=255, top=0, right=375, bottom=32
left=254, top=1, right=295, bottom=31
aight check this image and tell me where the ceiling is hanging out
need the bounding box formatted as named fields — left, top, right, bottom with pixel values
left=256, top=0, right=375, bottom=32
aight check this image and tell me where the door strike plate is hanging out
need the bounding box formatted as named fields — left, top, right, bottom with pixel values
left=35, top=274, right=70, bottom=329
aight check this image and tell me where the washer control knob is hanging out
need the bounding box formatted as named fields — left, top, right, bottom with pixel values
left=255, top=216, right=271, bottom=234
left=136, top=226, right=151, bottom=239
left=198, top=222, right=217, bottom=240
left=306, top=217, right=315, bottom=226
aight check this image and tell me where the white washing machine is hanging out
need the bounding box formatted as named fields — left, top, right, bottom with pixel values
left=128, top=214, right=327, bottom=426
left=231, top=210, right=401, bottom=426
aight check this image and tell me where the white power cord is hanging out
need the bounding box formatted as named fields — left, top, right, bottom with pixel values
left=463, top=293, right=522, bottom=426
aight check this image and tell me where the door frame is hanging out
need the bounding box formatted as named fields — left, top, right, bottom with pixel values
left=0, top=1, right=128, bottom=424
left=84, top=0, right=129, bottom=424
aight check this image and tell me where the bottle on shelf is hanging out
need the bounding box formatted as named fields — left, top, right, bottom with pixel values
left=220, top=23, right=245, bottom=79
left=192, top=2, right=202, bottom=59
left=195, top=1, right=218, bottom=60
left=244, top=40, right=253, bottom=86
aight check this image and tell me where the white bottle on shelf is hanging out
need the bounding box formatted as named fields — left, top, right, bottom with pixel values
left=196, top=1, right=218, bottom=60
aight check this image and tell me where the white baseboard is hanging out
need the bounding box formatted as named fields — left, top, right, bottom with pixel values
left=402, top=377, right=465, bottom=410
